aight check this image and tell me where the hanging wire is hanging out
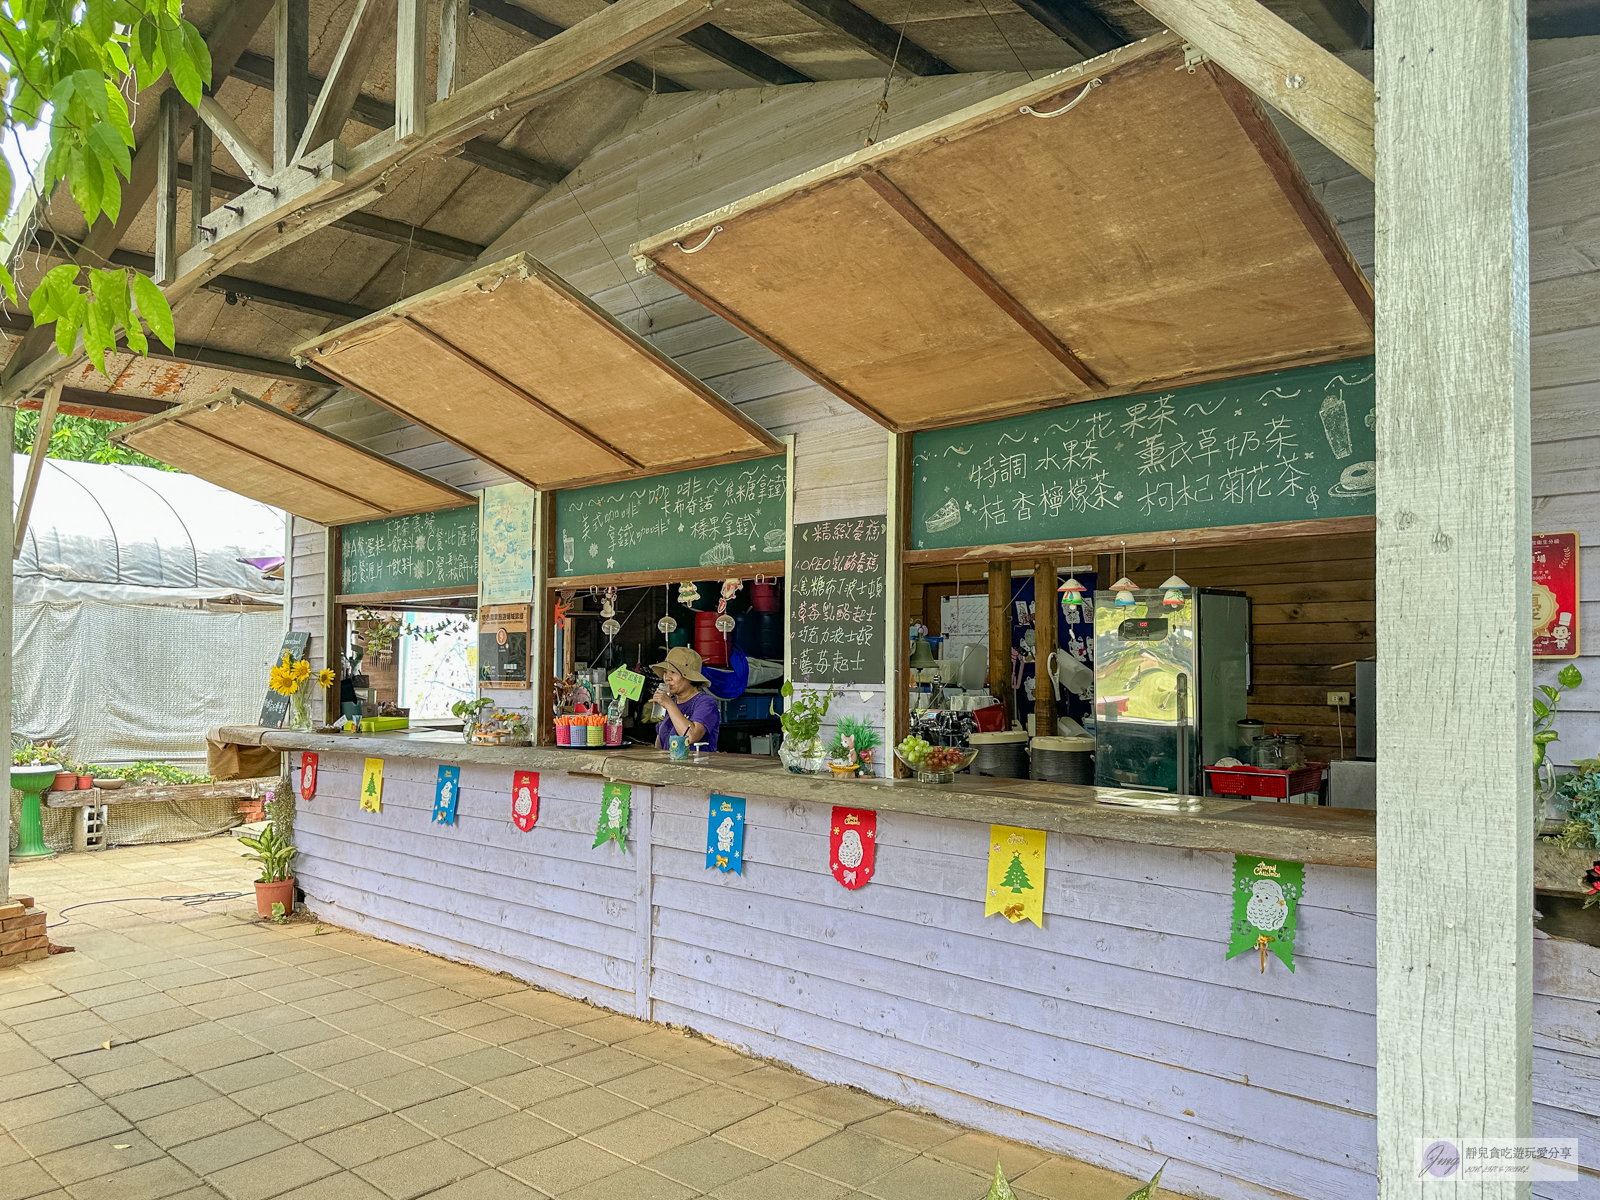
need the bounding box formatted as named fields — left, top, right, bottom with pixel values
left=974, top=0, right=1035, bottom=83
left=864, top=5, right=915, bottom=146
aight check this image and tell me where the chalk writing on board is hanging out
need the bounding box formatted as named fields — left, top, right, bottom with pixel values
left=788, top=518, right=886, bottom=686
left=341, top=507, right=479, bottom=595
left=911, top=358, right=1376, bottom=550
left=556, top=456, right=786, bottom=577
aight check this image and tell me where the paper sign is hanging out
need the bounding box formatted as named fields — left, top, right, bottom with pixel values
left=830, top=807, right=877, bottom=889
left=609, top=666, right=646, bottom=702
left=706, top=794, right=746, bottom=874
left=1534, top=531, right=1581, bottom=658
left=1227, top=855, right=1304, bottom=973
left=300, top=753, right=318, bottom=801
left=360, top=758, right=384, bottom=813
left=985, top=825, right=1045, bottom=927
left=432, top=765, right=460, bottom=826
left=594, top=781, right=631, bottom=850
left=512, top=771, right=539, bottom=832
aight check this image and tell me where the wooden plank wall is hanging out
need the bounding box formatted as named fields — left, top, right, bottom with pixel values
left=290, top=515, right=328, bottom=679
left=291, top=751, right=1600, bottom=1200
left=1281, top=38, right=1600, bottom=766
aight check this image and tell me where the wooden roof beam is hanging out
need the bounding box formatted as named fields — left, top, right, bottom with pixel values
left=1008, top=0, right=1125, bottom=57
left=197, top=92, right=273, bottom=182
left=1295, top=0, right=1370, bottom=51
left=232, top=51, right=568, bottom=186
left=468, top=0, right=690, bottom=92
left=775, top=0, right=953, bottom=75
left=296, top=0, right=398, bottom=159
left=598, top=0, right=809, bottom=84
left=1131, top=0, right=1374, bottom=179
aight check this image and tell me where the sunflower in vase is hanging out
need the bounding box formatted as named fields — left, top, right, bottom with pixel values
left=269, top=652, right=335, bottom=730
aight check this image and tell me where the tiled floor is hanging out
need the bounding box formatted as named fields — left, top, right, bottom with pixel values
left=0, top=838, right=1141, bottom=1200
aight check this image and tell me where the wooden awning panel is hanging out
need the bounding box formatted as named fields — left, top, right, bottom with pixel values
left=291, top=255, right=782, bottom=490
left=633, top=33, right=1374, bottom=432
left=113, top=390, right=474, bottom=525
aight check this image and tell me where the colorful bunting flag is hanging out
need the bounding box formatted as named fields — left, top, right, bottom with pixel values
left=512, top=771, right=540, bottom=832
left=299, top=752, right=318, bottom=801
left=1227, top=855, right=1304, bottom=973
left=432, top=765, right=460, bottom=826
left=985, top=825, right=1045, bottom=927
left=830, top=807, right=876, bottom=889
left=360, top=758, right=384, bottom=813
left=706, top=794, right=746, bottom=873
left=594, top=781, right=631, bottom=850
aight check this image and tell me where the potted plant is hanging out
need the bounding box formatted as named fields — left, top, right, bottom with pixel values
left=775, top=682, right=837, bottom=774
left=829, top=716, right=881, bottom=777
left=1535, top=664, right=1584, bottom=830
left=451, top=697, right=494, bottom=743
left=238, top=818, right=298, bottom=918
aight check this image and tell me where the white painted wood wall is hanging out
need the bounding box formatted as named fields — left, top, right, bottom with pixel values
left=291, top=751, right=1600, bottom=1200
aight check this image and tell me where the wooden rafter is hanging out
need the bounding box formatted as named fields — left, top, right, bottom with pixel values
left=273, top=0, right=310, bottom=169
left=468, top=0, right=689, bottom=92
left=1297, top=0, right=1370, bottom=50
left=1009, top=0, right=1124, bottom=57
left=190, top=122, right=213, bottom=245
left=396, top=0, right=428, bottom=140
left=13, top=382, right=61, bottom=557
left=197, top=93, right=273, bottom=181
left=438, top=0, right=470, bottom=99
left=777, top=0, right=952, bottom=74
left=154, top=90, right=181, bottom=285
left=857, top=167, right=1106, bottom=391
left=1131, top=0, right=1375, bottom=179
left=295, top=0, right=398, bottom=160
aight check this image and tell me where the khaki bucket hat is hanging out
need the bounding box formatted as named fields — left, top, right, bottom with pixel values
left=651, top=645, right=710, bottom=685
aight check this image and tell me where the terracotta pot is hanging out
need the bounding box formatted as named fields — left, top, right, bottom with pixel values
left=254, top=877, right=295, bottom=919
left=77, top=775, right=95, bottom=789
left=51, top=772, right=77, bottom=791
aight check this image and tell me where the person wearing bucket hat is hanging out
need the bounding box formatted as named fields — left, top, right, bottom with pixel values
left=650, top=646, right=722, bottom=752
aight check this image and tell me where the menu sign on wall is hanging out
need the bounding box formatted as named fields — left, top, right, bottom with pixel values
left=1534, top=531, right=1580, bottom=659
left=480, top=604, right=531, bottom=687
left=341, top=506, right=478, bottom=596
left=788, top=517, right=887, bottom=687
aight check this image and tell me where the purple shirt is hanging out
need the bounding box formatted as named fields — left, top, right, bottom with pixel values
left=656, top=689, right=721, bottom=751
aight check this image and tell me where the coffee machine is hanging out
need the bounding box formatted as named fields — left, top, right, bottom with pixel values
left=1092, top=588, right=1250, bottom=794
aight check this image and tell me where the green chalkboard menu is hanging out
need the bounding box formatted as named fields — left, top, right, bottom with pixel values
left=788, top=517, right=886, bottom=687
left=556, top=455, right=787, bottom=578
left=911, top=357, right=1375, bottom=552
left=341, top=505, right=479, bottom=596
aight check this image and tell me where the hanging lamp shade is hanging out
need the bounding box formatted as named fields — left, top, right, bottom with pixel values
left=1160, top=574, right=1189, bottom=608
left=1112, top=576, right=1138, bottom=606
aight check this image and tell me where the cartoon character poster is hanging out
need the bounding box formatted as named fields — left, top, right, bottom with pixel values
left=1534, top=532, right=1580, bottom=658
left=1226, top=855, right=1305, bottom=973
left=300, top=753, right=318, bottom=801
left=512, top=771, right=539, bottom=832
left=432, top=765, right=460, bottom=826
left=830, top=807, right=876, bottom=889
left=359, top=758, right=384, bottom=813
left=705, top=794, right=746, bottom=874
left=985, top=825, right=1045, bottom=927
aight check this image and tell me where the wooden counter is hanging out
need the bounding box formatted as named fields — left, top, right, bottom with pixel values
left=212, top=725, right=1378, bottom=868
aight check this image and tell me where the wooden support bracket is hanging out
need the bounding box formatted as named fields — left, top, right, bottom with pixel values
left=13, top=382, right=61, bottom=558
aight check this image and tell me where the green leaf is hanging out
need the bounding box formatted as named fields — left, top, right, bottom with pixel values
left=85, top=0, right=114, bottom=43
left=105, top=83, right=135, bottom=146
left=0, top=265, right=18, bottom=307
left=52, top=294, right=85, bottom=357
left=28, top=263, right=80, bottom=322
left=160, top=25, right=200, bottom=105
left=131, top=273, right=174, bottom=350
left=93, top=268, right=131, bottom=331
left=1536, top=730, right=1561, bottom=746
left=1123, top=1165, right=1165, bottom=1200
left=67, top=144, right=104, bottom=226
left=89, top=120, right=131, bottom=179
left=0, top=153, right=14, bottom=233
left=1535, top=743, right=1548, bottom=771
left=181, top=20, right=212, bottom=91
left=71, top=68, right=109, bottom=117
left=1535, top=698, right=1551, bottom=723
left=1541, top=685, right=1561, bottom=704
left=1560, top=664, right=1584, bottom=689
left=983, top=1162, right=1018, bottom=1200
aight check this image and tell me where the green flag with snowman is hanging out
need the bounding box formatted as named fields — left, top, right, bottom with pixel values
left=1227, top=855, right=1304, bottom=973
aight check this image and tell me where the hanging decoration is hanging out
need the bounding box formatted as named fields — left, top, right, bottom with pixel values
left=1111, top=576, right=1138, bottom=606
left=512, top=771, right=540, bottom=832
left=1226, top=855, right=1304, bottom=973
left=714, top=578, right=742, bottom=634
left=705, top=794, right=747, bottom=874
left=985, top=825, right=1045, bottom=927
left=600, top=588, right=621, bottom=637
left=360, top=758, right=384, bottom=813
left=678, top=581, right=700, bottom=605
left=432, top=765, right=460, bottom=826
left=1058, top=575, right=1087, bottom=618
left=830, top=807, right=877, bottom=889
left=1160, top=574, right=1189, bottom=608
left=609, top=665, right=646, bottom=703
left=658, top=585, right=678, bottom=634
left=299, top=753, right=318, bottom=802
left=593, top=781, right=632, bottom=850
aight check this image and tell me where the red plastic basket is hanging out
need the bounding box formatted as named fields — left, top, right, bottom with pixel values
left=1203, top=762, right=1326, bottom=801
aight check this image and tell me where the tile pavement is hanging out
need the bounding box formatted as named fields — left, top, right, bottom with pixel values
left=0, top=838, right=1142, bottom=1200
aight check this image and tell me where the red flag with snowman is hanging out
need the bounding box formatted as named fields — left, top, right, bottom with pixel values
left=830, top=807, right=876, bottom=889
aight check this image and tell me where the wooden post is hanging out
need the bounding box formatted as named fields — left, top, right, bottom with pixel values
left=988, top=560, right=1012, bottom=724
left=0, top=399, right=12, bottom=902
left=1374, top=0, right=1532, bottom=1185
left=1033, top=558, right=1057, bottom=737
left=13, top=382, right=61, bottom=558
left=154, top=89, right=179, bottom=285
left=396, top=0, right=429, bottom=141
left=323, top=524, right=342, bottom=724
left=533, top=490, right=556, bottom=745
left=189, top=122, right=212, bottom=248
left=437, top=0, right=470, bottom=100
left=274, top=0, right=309, bottom=171
left=886, top=432, right=912, bottom=776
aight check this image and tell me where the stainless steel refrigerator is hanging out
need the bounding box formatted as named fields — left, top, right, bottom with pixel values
left=1092, top=588, right=1250, bottom=794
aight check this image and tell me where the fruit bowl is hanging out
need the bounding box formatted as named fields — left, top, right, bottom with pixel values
left=894, top=744, right=978, bottom=784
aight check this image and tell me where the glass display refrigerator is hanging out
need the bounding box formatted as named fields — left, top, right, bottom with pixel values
left=1092, top=588, right=1250, bottom=794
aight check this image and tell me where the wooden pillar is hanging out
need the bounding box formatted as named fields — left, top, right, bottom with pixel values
left=0, top=399, right=12, bottom=902
left=533, top=490, right=556, bottom=745
left=189, top=123, right=212, bottom=248
left=273, top=0, right=309, bottom=171
left=395, top=0, right=429, bottom=141
left=886, top=433, right=912, bottom=776
left=987, top=560, right=1012, bottom=723
left=1033, top=558, right=1057, bottom=737
left=1374, top=0, right=1531, bottom=1185
left=153, top=89, right=179, bottom=285
left=322, top=525, right=342, bottom=724
left=437, top=0, right=470, bottom=100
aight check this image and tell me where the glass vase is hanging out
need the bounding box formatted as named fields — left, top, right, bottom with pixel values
left=778, top=735, right=826, bottom=775
left=288, top=682, right=313, bottom=731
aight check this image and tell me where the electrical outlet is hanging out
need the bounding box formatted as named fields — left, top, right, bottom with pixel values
left=1326, top=691, right=1351, bottom=707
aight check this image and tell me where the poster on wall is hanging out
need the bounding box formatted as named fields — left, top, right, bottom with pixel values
left=1534, top=531, right=1581, bottom=659
left=480, top=604, right=531, bottom=687
left=480, top=484, right=536, bottom=604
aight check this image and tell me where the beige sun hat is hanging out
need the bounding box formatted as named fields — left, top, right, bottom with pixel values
left=651, top=645, right=710, bottom=685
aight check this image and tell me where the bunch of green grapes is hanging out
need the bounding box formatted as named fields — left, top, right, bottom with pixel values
left=896, top=735, right=931, bottom=764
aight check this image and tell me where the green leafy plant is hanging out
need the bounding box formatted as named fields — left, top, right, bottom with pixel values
left=12, top=742, right=64, bottom=766
left=986, top=1160, right=1163, bottom=1200
left=451, top=697, right=494, bottom=721
left=2, top=0, right=213, bottom=370
left=775, top=681, right=838, bottom=743
left=828, top=715, right=881, bottom=761
left=238, top=821, right=296, bottom=884
left=1551, top=757, right=1600, bottom=852
left=14, top=412, right=172, bottom=469
left=98, top=760, right=209, bottom=785
left=270, top=901, right=287, bottom=924
left=1534, top=664, right=1583, bottom=782
left=354, top=610, right=470, bottom=657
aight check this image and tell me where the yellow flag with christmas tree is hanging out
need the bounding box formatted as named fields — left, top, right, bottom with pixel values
left=360, top=758, right=384, bottom=813
left=985, top=825, right=1045, bottom=927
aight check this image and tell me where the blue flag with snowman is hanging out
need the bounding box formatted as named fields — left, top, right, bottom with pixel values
left=432, top=765, right=461, bottom=826
left=705, top=794, right=746, bottom=874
